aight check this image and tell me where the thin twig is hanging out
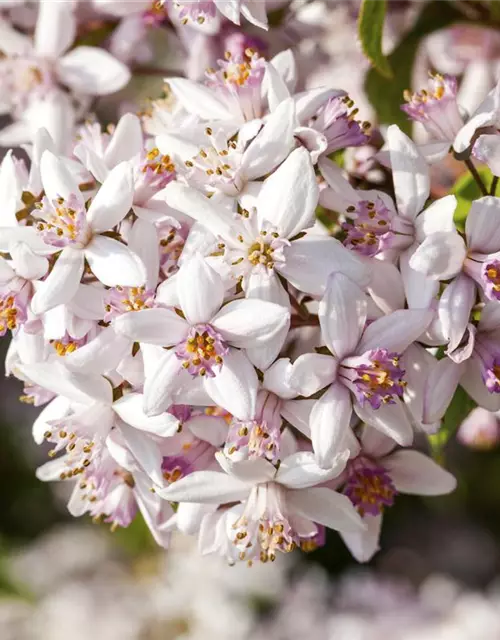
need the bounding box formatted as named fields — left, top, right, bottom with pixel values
left=290, top=316, right=319, bottom=329
left=491, top=175, right=499, bottom=196
left=465, top=158, right=488, bottom=196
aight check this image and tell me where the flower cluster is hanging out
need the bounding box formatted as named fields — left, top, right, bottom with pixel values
left=4, top=0, right=500, bottom=568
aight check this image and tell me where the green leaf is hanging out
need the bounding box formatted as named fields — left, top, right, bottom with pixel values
left=491, top=1, right=500, bottom=22
left=428, top=386, right=476, bottom=460
left=365, top=1, right=464, bottom=134
left=451, top=166, right=494, bottom=230
left=358, top=0, right=392, bottom=79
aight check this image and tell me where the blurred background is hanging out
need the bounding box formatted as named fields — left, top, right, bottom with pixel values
left=4, top=0, right=500, bottom=638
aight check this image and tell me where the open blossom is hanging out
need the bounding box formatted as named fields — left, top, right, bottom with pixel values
left=0, top=2, right=130, bottom=148
left=401, top=72, right=500, bottom=163
left=336, top=427, right=456, bottom=562
left=157, top=450, right=364, bottom=564
left=114, top=253, right=290, bottom=419
left=24, top=151, right=146, bottom=314
left=286, top=272, right=433, bottom=468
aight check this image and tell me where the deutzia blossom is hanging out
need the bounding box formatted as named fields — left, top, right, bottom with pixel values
left=335, top=426, right=456, bottom=562
left=26, top=151, right=146, bottom=314
left=157, top=450, right=364, bottom=564
left=0, top=2, right=130, bottom=147
left=114, top=253, right=290, bottom=418
left=287, top=272, right=433, bottom=467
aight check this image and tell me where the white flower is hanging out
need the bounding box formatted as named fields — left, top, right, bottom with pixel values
left=287, top=272, right=433, bottom=467
left=0, top=2, right=130, bottom=146
left=28, top=151, right=146, bottom=314
left=114, top=253, right=290, bottom=418
left=158, top=449, right=364, bottom=564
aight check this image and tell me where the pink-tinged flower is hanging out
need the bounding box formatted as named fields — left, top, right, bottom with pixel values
left=157, top=97, right=296, bottom=199
left=402, top=74, right=464, bottom=142
left=287, top=272, right=433, bottom=468
left=308, top=95, right=370, bottom=156
left=37, top=438, right=173, bottom=546
left=400, top=70, right=500, bottom=162
left=114, top=253, right=290, bottom=419
left=336, top=427, right=456, bottom=563
left=164, top=148, right=369, bottom=306
left=224, top=358, right=325, bottom=463
left=167, top=0, right=269, bottom=31
left=157, top=450, right=363, bottom=564
left=20, top=362, right=181, bottom=485
left=0, top=3, right=130, bottom=147
left=410, top=195, right=500, bottom=350
left=27, top=151, right=146, bottom=314
left=74, top=114, right=179, bottom=218
left=450, top=302, right=500, bottom=414
left=458, top=407, right=500, bottom=450
left=320, top=126, right=456, bottom=319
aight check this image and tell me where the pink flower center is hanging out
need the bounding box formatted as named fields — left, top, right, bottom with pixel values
left=481, top=260, right=500, bottom=301
left=344, top=457, right=396, bottom=516
left=226, top=418, right=281, bottom=462
left=35, top=194, right=91, bottom=248
left=340, top=349, right=406, bottom=409
left=0, top=292, right=26, bottom=336
left=104, top=286, right=156, bottom=321
left=311, top=95, right=370, bottom=154
left=343, top=198, right=395, bottom=257
left=401, top=74, right=464, bottom=141
left=161, top=455, right=192, bottom=483
left=175, top=324, right=229, bottom=377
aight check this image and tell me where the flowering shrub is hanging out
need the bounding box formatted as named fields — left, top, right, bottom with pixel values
left=1, top=0, right=500, bottom=567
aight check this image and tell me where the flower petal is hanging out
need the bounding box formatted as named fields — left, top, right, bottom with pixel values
left=19, top=361, right=112, bottom=405
left=277, top=450, right=349, bottom=489
left=113, top=393, right=180, bottom=437
left=287, top=353, right=337, bottom=397
left=387, top=124, right=430, bottom=220
left=87, top=162, right=134, bottom=233
left=384, top=450, right=456, bottom=495
left=34, top=0, right=75, bottom=58
left=31, top=247, right=84, bottom=314
left=105, top=113, right=143, bottom=168
left=354, top=399, right=414, bottom=447
left=58, top=46, right=131, bottom=95
left=143, top=349, right=183, bottom=416
left=410, top=230, right=466, bottom=280
left=356, top=308, right=433, bottom=354
left=287, top=487, right=365, bottom=534
left=85, top=235, right=146, bottom=287
left=241, top=98, right=296, bottom=181
left=414, top=195, right=457, bottom=242
left=340, top=514, right=382, bottom=563
left=465, top=196, right=500, bottom=253
left=319, top=272, right=367, bottom=359
left=157, top=470, right=250, bottom=503
left=166, top=77, right=235, bottom=121
left=203, top=348, right=258, bottom=420
left=176, top=253, right=224, bottom=325
left=280, top=235, right=370, bottom=296
left=211, top=298, right=290, bottom=349
left=115, top=308, right=187, bottom=346
left=40, top=150, right=84, bottom=208
left=309, top=382, right=353, bottom=469
left=64, top=326, right=131, bottom=374
left=256, top=147, right=317, bottom=238
left=437, top=273, right=476, bottom=353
